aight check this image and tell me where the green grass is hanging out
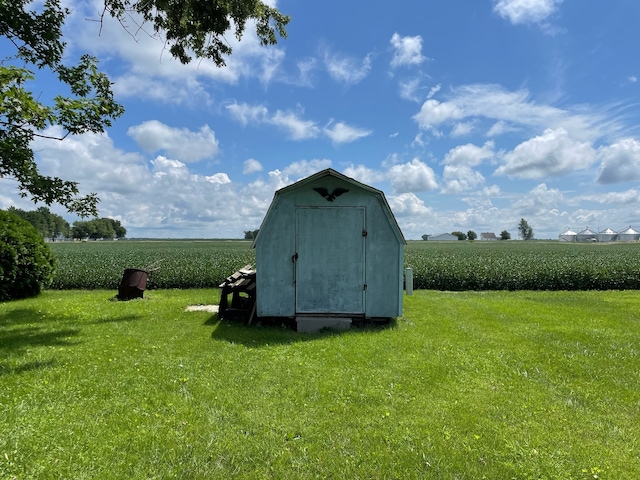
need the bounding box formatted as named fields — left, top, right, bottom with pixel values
left=2, top=289, right=639, bottom=479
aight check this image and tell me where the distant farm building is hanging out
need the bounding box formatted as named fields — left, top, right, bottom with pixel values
left=559, top=229, right=577, bottom=242
left=252, top=169, right=406, bottom=332
left=480, top=232, right=498, bottom=241
left=559, top=226, right=640, bottom=242
left=426, top=233, right=458, bottom=241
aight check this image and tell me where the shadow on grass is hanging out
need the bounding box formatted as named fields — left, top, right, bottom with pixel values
left=208, top=316, right=397, bottom=347
left=0, top=358, right=58, bottom=377
left=0, top=308, right=81, bottom=377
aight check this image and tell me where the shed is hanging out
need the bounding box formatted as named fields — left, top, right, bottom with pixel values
left=480, top=232, right=498, bottom=241
left=252, top=169, right=406, bottom=329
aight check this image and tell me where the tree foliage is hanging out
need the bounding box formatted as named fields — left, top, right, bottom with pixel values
left=244, top=229, right=259, bottom=240
left=72, top=218, right=127, bottom=239
left=0, top=210, right=57, bottom=300
left=467, top=230, right=477, bottom=241
left=1, top=0, right=289, bottom=215
left=451, top=231, right=467, bottom=241
left=500, top=230, right=511, bottom=240
left=104, top=0, right=290, bottom=66
left=7, top=206, right=70, bottom=239
left=518, top=218, right=534, bottom=240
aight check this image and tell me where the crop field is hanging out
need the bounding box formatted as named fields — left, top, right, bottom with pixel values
left=48, top=239, right=640, bottom=291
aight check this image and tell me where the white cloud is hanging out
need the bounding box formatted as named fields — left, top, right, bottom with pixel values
left=271, top=110, right=321, bottom=140
left=450, top=122, right=475, bottom=137
left=443, top=141, right=496, bottom=167
left=512, top=183, right=563, bottom=216
left=323, top=49, right=372, bottom=85
left=398, top=77, right=423, bottom=102
left=577, top=189, right=640, bottom=205
left=282, top=159, right=332, bottom=180
left=226, top=102, right=367, bottom=143
left=441, top=165, right=485, bottom=194
left=413, top=84, right=611, bottom=142
left=387, top=192, right=432, bottom=216
left=493, top=0, right=563, bottom=25
left=389, top=33, right=427, bottom=68
left=427, top=84, right=441, bottom=99
left=495, top=128, right=596, bottom=179
left=243, top=159, right=263, bottom=174
left=127, top=121, right=219, bottom=162
left=342, top=164, right=385, bottom=185
left=324, top=121, right=372, bottom=144
left=596, top=138, right=640, bottom=184
left=225, top=102, right=269, bottom=126
left=388, top=158, right=438, bottom=193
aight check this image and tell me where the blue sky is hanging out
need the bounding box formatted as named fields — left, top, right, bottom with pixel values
left=2, top=0, right=640, bottom=239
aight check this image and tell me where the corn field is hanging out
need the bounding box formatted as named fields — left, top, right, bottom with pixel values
left=49, top=239, right=640, bottom=291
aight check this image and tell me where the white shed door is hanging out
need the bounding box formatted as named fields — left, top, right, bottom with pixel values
left=295, top=207, right=365, bottom=314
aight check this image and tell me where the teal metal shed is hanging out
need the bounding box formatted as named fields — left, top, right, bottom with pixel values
left=252, top=169, right=406, bottom=321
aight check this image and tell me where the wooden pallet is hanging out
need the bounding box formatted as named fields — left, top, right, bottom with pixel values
left=218, top=265, right=257, bottom=324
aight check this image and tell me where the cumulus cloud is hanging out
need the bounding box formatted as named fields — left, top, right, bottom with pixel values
left=243, top=159, right=263, bottom=174
left=493, top=0, right=563, bottom=25
left=388, top=158, right=438, bottom=193
left=389, top=33, right=427, bottom=68
left=596, top=138, right=640, bottom=184
left=495, top=128, right=596, bottom=179
left=443, top=141, right=496, bottom=167
left=512, top=183, right=564, bottom=216
left=342, top=164, right=385, bottom=185
left=387, top=192, right=432, bottom=216
left=127, top=121, right=219, bottom=162
left=441, top=166, right=486, bottom=194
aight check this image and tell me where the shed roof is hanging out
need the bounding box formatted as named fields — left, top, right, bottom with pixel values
left=252, top=168, right=406, bottom=247
left=481, top=232, right=498, bottom=240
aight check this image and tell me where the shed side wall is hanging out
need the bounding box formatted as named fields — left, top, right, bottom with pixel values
left=255, top=197, right=296, bottom=317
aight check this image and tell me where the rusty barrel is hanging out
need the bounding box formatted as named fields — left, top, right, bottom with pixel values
left=118, top=269, right=148, bottom=300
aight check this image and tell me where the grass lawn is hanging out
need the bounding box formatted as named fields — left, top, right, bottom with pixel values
left=1, top=289, right=639, bottom=479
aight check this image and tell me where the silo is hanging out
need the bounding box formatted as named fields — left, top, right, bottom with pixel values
left=617, top=226, right=640, bottom=242
left=558, top=228, right=577, bottom=242
left=576, top=227, right=597, bottom=243
left=598, top=228, right=617, bottom=243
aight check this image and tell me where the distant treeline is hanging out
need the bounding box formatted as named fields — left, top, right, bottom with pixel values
left=7, top=207, right=126, bottom=240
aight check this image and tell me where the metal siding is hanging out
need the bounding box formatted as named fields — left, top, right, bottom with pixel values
left=295, top=207, right=365, bottom=314
left=255, top=199, right=295, bottom=317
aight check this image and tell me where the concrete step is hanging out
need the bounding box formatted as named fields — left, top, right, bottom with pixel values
left=295, top=316, right=352, bottom=333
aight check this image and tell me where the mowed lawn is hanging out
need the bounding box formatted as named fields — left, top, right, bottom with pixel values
left=1, top=289, right=639, bottom=479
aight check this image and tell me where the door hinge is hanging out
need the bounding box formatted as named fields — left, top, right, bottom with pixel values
left=362, top=230, right=368, bottom=237
left=292, top=252, right=298, bottom=262
left=363, top=283, right=368, bottom=290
